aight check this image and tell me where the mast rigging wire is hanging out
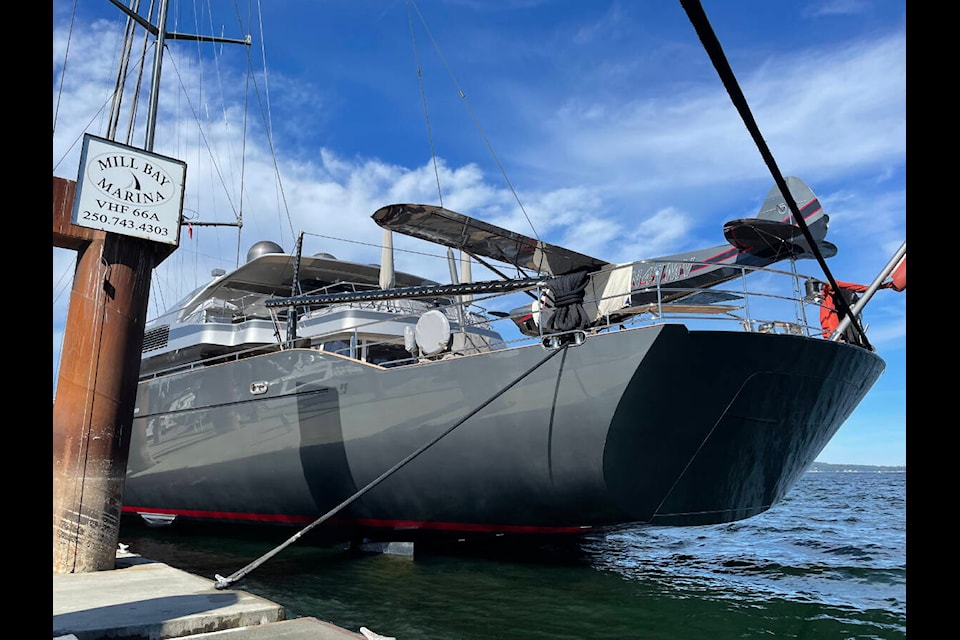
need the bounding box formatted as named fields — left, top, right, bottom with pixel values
left=407, top=0, right=444, bottom=208
left=53, top=0, right=81, bottom=139
left=406, top=0, right=544, bottom=275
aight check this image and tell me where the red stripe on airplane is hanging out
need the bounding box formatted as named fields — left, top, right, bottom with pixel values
left=689, top=246, right=739, bottom=273
left=779, top=199, right=821, bottom=224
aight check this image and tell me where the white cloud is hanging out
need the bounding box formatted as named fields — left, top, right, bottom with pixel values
left=803, top=1, right=872, bottom=18
left=504, top=29, right=905, bottom=206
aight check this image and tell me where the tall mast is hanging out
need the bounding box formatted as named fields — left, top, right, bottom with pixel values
left=144, top=0, right=171, bottom=151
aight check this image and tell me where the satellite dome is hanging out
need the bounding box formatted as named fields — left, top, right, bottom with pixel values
left=246, top=240, right=284, bottom=263
left=314, top=252, right=337, bottom=260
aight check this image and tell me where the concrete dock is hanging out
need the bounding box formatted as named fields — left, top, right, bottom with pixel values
left=53, top=549, right=375, bottom=639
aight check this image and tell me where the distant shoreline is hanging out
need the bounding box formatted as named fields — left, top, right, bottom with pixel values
left=809, top=462, right=905, bottom=473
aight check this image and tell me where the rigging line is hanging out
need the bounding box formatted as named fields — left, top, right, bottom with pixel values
left=228, top=0, right=259, bottom=255
left=182, top=2, right=217, bottom=271
left=163, top=54, right=242, bottom=220
left=53, top=0, right=80, bottom=138
left=241, top=9, right=297, bottom=246
left=250, top=0, right=274, bottom=253
left=238, top=20, right=253, bottom=259
left=186, top=1, right=250, bottom=268
left=122, top=2, right=154, bottom=147
left=52, top=254, right=78, bottom=393
left=194, top=2, right=252, bottom=270
left=52, top=257, right=75, bottom=309
left=105, top=0, right=137, bottom=141
left=407, top=0, right=444, bottom=207
left=407, top=1, right=544, bottom=250
left=191, top=2, right=243, bottom=250
left=213, top=344, right=566, bottom=589
left=52, top=39, right=155, bottom=173
left=678, top=0, right=870, bottom=349
left=187, top=3, right=210, bottom=187
left=148, top=272, right=167, bottom=321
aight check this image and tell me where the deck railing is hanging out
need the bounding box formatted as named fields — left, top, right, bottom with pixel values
left=140, top=258, right=858, bottom=378
left=318, top=258, right=851, bottom=362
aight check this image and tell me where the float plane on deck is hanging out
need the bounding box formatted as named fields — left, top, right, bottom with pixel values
left=372, top=176, right=836, bottom=336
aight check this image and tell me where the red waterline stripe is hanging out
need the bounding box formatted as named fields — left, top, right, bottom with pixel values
left=122, top=506, right=594, bottom=535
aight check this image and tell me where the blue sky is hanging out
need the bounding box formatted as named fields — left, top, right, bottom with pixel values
left=53, top=1, right=906, bottom=465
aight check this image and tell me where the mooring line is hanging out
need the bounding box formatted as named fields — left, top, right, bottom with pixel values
left=214, top=344, right=566, bottom=589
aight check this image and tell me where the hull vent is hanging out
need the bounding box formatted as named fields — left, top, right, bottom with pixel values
left=142, top=325, right=170, bottom=353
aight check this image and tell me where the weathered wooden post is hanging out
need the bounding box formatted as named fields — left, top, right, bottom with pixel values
left=52, top=138, right=183, bottom=573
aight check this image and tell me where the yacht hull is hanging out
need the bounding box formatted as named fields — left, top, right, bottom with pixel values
left=123, top=323, right=884, bottom=540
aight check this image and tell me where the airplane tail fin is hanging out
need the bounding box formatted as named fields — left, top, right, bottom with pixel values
left=755, top=176, right=828, bottom=240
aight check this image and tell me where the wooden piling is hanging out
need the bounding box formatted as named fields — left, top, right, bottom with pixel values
left=52, top=176, right=173, bottom=573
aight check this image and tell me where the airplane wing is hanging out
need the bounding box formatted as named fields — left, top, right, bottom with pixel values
left=723, top=218, right=838, bottom=260
left=371, top=203, right=609, bottom=276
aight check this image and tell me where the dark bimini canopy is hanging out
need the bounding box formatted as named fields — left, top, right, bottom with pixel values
left=372, top=203, right=610, bottom=276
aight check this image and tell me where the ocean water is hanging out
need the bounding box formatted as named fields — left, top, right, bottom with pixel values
left=119, top=471, right=906, bottom=639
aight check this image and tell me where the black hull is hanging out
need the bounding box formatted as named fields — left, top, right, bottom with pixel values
left=605, top=330, right=882, bottom=526
left=124, top=324, right=884, bottom=541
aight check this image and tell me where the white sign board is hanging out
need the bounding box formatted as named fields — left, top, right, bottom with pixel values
left=72, top=134, right=187, bottom=246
